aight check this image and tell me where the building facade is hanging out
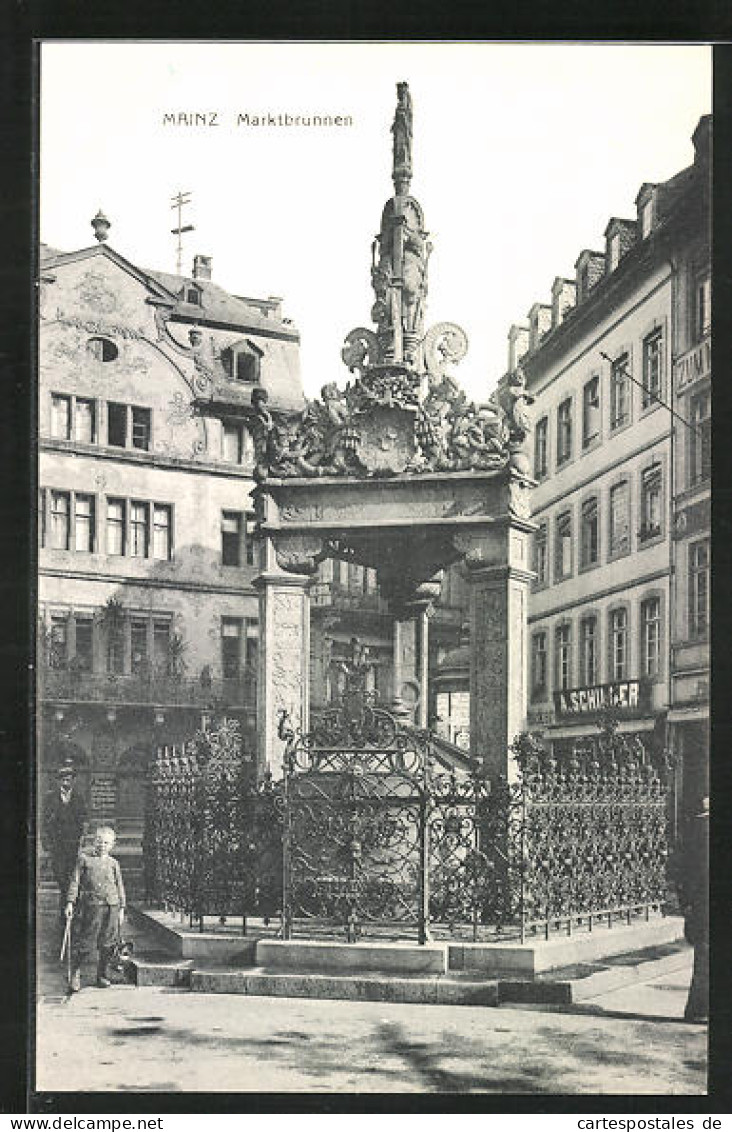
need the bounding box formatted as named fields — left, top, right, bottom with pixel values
left=38, top=228, right=303, bottom=889
left=514, top=116, right=710, bottom=827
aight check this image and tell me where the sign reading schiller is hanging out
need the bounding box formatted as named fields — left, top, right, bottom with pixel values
left=553, top=680, right=647, bottom=717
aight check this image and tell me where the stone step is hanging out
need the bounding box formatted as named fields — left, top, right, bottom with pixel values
left=127, top=941, right=691, bottom=1009
left=188, top=966, right=500, bottom=1007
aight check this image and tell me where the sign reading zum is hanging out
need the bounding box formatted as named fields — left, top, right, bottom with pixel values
left=553, top=679, right=648, bottom=717
left=675, top=337, right=711, bottom=395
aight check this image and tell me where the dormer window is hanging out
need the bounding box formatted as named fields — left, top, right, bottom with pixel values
left=236, top=352, right=257, bottom=383
left=609, top=232, right=620, bottom=272
left=640, top=198, right=653, bottom=239
left=222, top=338, right=263, bottom=384
left=186, top=287, right=201, bottom=305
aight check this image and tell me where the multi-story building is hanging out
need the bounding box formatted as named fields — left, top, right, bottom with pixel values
left=668, top=118, right=711, bottom=821
left=38, top=219, right=303, bottom=889
left=513, top=116, right=710, bottom=827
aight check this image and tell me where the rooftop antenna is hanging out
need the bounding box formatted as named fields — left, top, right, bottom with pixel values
left=170, top=191, right=194, bottom=275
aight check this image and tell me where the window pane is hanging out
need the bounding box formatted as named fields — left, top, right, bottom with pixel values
left=245, top=514, right=257, bottom=566
left=131, top=620, right=148, bottom=674
left=690, top=392, right=711, bottom=484
left=50, top=491, right=70, bottom=550
left=610, top=608, right=628, bottom=680
left=222, top=511, right=241, bottom=566
left=610, top=355, right=629, bottom=429
left=107, top=403, right=127, bottom=447
left=74, top=494, right=94, bottom=552
left=581, top=617, right=598, bottom=685
left=642, top=331, right=663, bottom=408
left=642, top=598, right=661, bottom=677
left=582, top=377, right=600, bottom=446
left=51, top=395, right=71, bottom=439
left=74, top=619, right=93, bottom=671
left=153, top=505, right=171, bottom=560
left=236, top=353, right=257, bottom=382
left=223, top=424, right=242, bottom=463
left=131, top=407, right=151, bottom=451
left=534, top=418, right=548, bottom=477
left=557, top=400, right=572, bottom=463
left=153, top=620, right=171, bottom=674
left=222, top=618, right=242, bottom=677
left=130, top=501, right=149, bottom=557
left=75, top=399, right=95, bottom=443
left=107, top=499, right=125, bottom=555
left=690, top=540, right=710, bottom=638
left=581, top=499, right=598, bottom=566
left=610, top=482, right=630, bottom=555
left=49, top=616, right=68, bottom=668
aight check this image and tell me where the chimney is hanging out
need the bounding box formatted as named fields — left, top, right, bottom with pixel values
left=192, top=254, right=212, bottom=281
left=551, top=277, right=577, bottom=329
left=527, top=302, right=552, bottom=353
left=692, top=114, right=712, bottom=169
left=575, top=249, right=605, bottom=303
left=507, top=324, right=530, bottom=373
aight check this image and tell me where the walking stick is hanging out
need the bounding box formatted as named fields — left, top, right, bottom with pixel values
left=60, top=912, right=72, bottom=979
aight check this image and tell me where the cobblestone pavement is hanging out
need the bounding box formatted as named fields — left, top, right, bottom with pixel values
left=34, top=914, right=706, bottom=1096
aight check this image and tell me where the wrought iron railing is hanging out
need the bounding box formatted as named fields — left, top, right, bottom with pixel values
left=144, top=737, right=280, bottom=929
left=39, top=666, right=257, bottom=709
left=144, top=706, right=674, bottom=942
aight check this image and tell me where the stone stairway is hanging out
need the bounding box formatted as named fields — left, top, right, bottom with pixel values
left=126, top=907, right=691, bottom=1010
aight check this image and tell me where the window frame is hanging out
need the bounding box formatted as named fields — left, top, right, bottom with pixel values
left=581, top=374, right=601, bottom=450
left=580, top=613, right=599, bottom=687
left=221, top=616, right=243, bottom=680
left=641, top=327, right=664, bottom=412
left=689, top=539, right=710, bottom=640
left=534, top=415, right=549, bottom=479
left=689, top=387, right=711, bottom=487
left=556, top=397, right=573, bottom=467
left=639, top=461, right=664, bottom=545
left=554, top=510, right=573, bottom=582
left=554, top=621, right=573, bottom=692
left=640, top=592, right=663, bottom=682
left=579, top=494, right=600, bottom=572
left=49, top=490, right=71, bottom=551
left=221, top=511, right=244, bottom=567
left=608, top=604, right=630, bottom=682
left=608, top=478, right=631, bottom=562
left=609, top=352, right=632, bottom=432
left=50, top=393, right=72, bottom=440
left=531, top=630, right=548, bottom=701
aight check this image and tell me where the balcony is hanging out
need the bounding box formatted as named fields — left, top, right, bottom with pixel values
left=38, top=665, right=257, bottom=709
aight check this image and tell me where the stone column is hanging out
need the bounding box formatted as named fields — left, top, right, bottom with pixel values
left=253, top=534, right=321, bottom=780
left=456, top=523, right=533, bottom=782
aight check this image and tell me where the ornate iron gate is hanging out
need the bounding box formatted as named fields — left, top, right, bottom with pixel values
left=281, top=694, right=432, bottom=941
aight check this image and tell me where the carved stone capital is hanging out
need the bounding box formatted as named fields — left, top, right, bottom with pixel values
left=272, top=533, right=325, bottom=576
left=453, top=529, right=505, bottom=572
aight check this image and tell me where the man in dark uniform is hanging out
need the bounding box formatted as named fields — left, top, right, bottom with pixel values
left=65, top=826, right=126, bottom=992
left=41, top=758, right=87, bottom=922
left=679, top=795, right=709, bottom=1024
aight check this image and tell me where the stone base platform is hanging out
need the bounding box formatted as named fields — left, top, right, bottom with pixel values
left=127, top=907, right=688, bottom=1008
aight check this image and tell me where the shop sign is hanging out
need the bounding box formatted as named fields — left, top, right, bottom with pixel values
left=675, top=337, right=710, bottom=395
left=553, top=679, right=647, bottom=717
